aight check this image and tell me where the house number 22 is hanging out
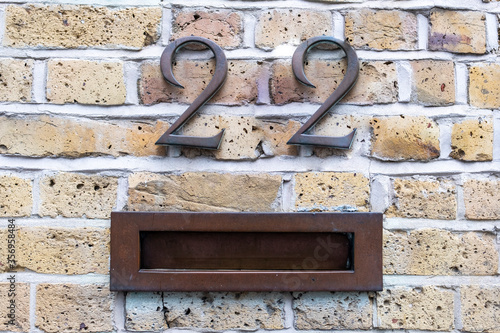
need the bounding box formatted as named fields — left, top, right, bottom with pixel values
left=155, top=36, right=359, bottom=150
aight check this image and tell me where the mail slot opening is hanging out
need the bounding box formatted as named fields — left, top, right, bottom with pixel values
left=140, top=231, right=353, bottom=271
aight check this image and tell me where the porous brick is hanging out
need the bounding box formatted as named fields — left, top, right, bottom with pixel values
left=293, top=292, right=372, bottom=329
left=429, top=9, right=486, bottom=54
left=461, top=286, right=500, bottom=332
left=17, top=227, right=109, bottom=274
left=0, top=176, right=32, bottom=217
left=271, top=60, right=397, bottom=105
left=36, top=284, right=113, bottom=333
left=377, top=287, right=454, bottom=330
left=0, top=282, right=30, bottom=332
left=294, top=172, right=369, bottom=212
left=386, top=178, right=456, bottom=219
left=469, top=63, right=500, bottom=109
left=140, top=60, right=261, bottom=106
left=464, top=179, right=500, bottom=220
left=411, top=60, right=455, bottom=106
left=0, top=59, right=33, bottom=102
left=127, top=172, right=281, bottom=212
left=126, top=292, right=166, bottom=331
left=171, top=9, right=242, bottom=49
left=39, top=173, right=118, bottom=219
left=311, top=114, right=372, bottom=157
left=345, top=9, right=417, bottom=50
left=384, top=229, right=498, bottom=275
left=180, top=116, right=300, bottom=159
left=5, top=5, right=161, bottom=48
left=47, top=60, right=126, bottom=105
left=370, top=116, right=440, bottom=161
left=255, top=10, right=332, bottom=49
left=163, top=292, right=284, bottom=329
left=450, top=118, right=493, bottom=161
left=0, top=115, right=167, bottom=158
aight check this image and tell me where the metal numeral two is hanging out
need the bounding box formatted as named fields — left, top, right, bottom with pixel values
left=155, top=36, right=228, bottom=149
left=287, top=36, right=360, bottom=149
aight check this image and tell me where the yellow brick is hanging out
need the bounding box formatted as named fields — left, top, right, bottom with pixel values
left=0, top=59, right=33, bottom=102
left=464, top=179, right=500, bottom=220
left=469, top=63, right=500, bottom=109
left=450, top=118, right=493, bottom=161
left=5, top=5, right=161, bottom=48
left=411, top=60, right=455, bottom=106
left=0, top=176, right=32, bottom=217
left=461, top=286, right=500, bottom=332
left=0, top=283, right=30, bottom=331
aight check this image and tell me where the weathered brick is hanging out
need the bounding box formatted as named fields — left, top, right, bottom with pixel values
left=429, top=9, right=486, bottom=54
left=293, top=292, right=372, bottom=329
left=180, top=116, right=300, bottom=159
left=377, top=287, right=454, bottom=330
left=345, top=9, right=417, bottom=50
left=5, top=5, right=161, bottom=48
left=163, top=292, right=284, bottom=329
left=255, top=10, right=332, bottom=49
left=171, top=9, right=242, bottom=49
left=386, top=178, right=456, bottom=219
left=371, top=116, right=440, bottom=161
left=140, top=60, right=262, bottom=106
left=39, top=173, right=117, bottom=219
left=0, top=59, right=33, bottom=102
left=469, top=63, right=500, bottom=109
left=0, top=115, right=167, bottom=158
left=47, top=60, right=126, bottom=105
left=312, top=114, right=372, bottom=157
left=450, top=118, right=493, bottom=161
left=0, top=283, right=30, bottom=332
left=0, top=175, right=32, bottom=217
left=464, top=179, right=500, bottom=220
left=461, top=286, right=500, bottom=332
left=127, top=172, right=281, bottom=212
left=271, top=60, right=397, bottom=105
left=411, top=60, right=455, bottom=106
left=36, top=284, right=113, bottom=333
left=384, top=229, right=498, bottom=275
left=17, top=227, right=109, bottom=274
left=294, top=172, right=370, bottom=212
left=126, top=292, right=166, bottom=331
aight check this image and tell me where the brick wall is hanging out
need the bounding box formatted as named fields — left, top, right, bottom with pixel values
left=0, top=0, right=499, bottom=332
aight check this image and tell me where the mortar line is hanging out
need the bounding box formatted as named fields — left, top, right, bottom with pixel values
left=397, top=61, right=412, bottom=103
left=124, top=61, right=140, bottom=105
left=284, top=292, right=294, bottom=329
left=114, top=291, right=126, bottom=332
left=453, top=286, right=463, bottom=331
left=161, top=6, right=172, bottom=46
left=417, top=14, right=428, bottom=50
left=243, top=11, right=256, bottom=49
left=332, top=11, right=345, bottom=40
left=485, top=13, right=499, bottom=52
left=32, top=60, right=47, bottom=104
left=454, top=62, right=468, bottom=105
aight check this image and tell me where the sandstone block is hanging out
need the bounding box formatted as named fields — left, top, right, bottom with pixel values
left=36, top=284, right=113, bottom=333
left=294, top=172, right=369, bottom=212
left=0, top=282, right=30, bottom=332
left=464, top=179, right=500, bottom=220
left=345, top=9, right=417, bottom=50
left=371, top=116, right=440, bottom=161
left=271, top=60, right=397, bottom=105
left=39, top=173, right=117, bottom=219
left=293, top=292, right=372, bottom=329
left=127, top=172, right=281, bottom=212
left=411, top=60, right=455, bottom=106
left=469, top=63, right=500, bottom=109
left=0, top=59, right=33, bottom=102
left=0, top=175, right=32, bottom=217
left=5, top=5, right=161, bottom=48
left=429, top=9, right=486, bottom=54
left=171, top=9, right=242, bottom=49
left=450, top=118, right=493, bottom=161
left=384, top=229, right=498, bottom=275
left=140, top=60, right=262, bottom=106
left=0, top=115, right=167, bottom=158
left=180, top=116, right=300, bottom=159
left=461, top=286, right=500, bottom=332
left=17, top=227, right=109, bottom=274
left=386, top=178, right=456, bottom=219
left=255, top=10, right=332, bottom=49
left=377, top=287, right=454, bottom=330
left=47, top=60, right=126, bottom=105
left=163, top=292, right=284, bottom=329
left=126, top=292, right=166, bottom=331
